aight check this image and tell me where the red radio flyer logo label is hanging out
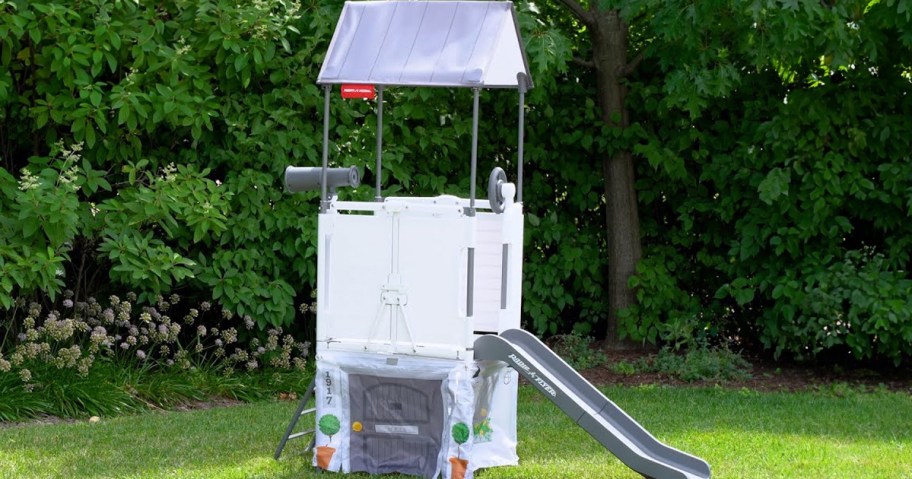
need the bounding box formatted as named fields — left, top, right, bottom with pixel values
left=340, top=84, right=376, bottom=100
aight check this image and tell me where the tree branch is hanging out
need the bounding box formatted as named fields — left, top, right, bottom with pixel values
left=573, top=56, right=595, bottom=69
left=556, top=0, right=595, bottom=27
left=620, top=51, right=644, bottom=77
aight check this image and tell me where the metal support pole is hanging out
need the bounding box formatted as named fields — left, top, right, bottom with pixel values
left=467, top=248, right=475, bottom=317
left=467, top=88, right=480, bottom=317
left=274, top=378, right=316, bottom=460
left=375, top=86, right=384, bottom=202
left=469, top=87, right=480, bottom=216
left=517, top=73, right=527, bottom=203
left=320, top=85, right=331, bottom=213
left=500, top=243, right=509, bottom=309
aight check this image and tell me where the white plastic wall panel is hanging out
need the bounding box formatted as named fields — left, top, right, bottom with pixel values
left=317, top=214, right=392, bottom=345
left=317, top=207, right=475, bottom=359
left=475, top=207, right=524, bottom=334
left=397, top=215, right=472, bottom=352
left=498, top=205, right=524, bottom=332
left=316, top=198, right=522, bottom=358
left=472, top=214, right=503, bottom=333
left=317, top=1, right=531, bottom=88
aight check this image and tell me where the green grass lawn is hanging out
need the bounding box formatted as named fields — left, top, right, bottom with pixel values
left=1, top=385, right=910, bottom=479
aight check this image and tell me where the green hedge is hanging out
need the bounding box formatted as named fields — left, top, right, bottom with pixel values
left=2, top=0, right=911, bottom=365
left=0, top=1, right=603, bottom=334
left=0, top=0, right=331, bottom=327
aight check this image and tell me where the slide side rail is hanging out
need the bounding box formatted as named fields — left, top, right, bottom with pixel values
left=474, top=330, right=710, bottom=479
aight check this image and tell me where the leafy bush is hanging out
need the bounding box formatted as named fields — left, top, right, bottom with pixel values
left=639, top=347, right=752, bottom=383
left=761, top=249, right=912, bottom=365
left=0, top=0, right=326, bottom=327
left=610, top=360, right=637, bottom=376
left=550, top=333, right=608, bottom=370
left=621, top=2, right=912, bottom=365
left=0, top=0, right=609, bottom=339
left=619, top=250, right=705, bottom=349
left=3, top=0, right=910, bottom=368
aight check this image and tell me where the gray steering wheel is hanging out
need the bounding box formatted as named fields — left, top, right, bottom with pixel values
left=488, top=167, right=508, bottom=214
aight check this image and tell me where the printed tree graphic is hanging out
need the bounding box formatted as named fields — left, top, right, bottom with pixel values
left=451, top=422, right=469, bottom=459
left=319, top=414, right=341, bottom=445
left=315, top=414, right=341, bottom=470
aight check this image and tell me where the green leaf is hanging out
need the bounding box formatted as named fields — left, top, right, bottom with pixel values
left=734, top=287, right=755, bottom=306
left=85, top=126, right=97, bottom=147
left=22, top=218, right=41, bottom=238
left=757, top=168, right=791, bottom=205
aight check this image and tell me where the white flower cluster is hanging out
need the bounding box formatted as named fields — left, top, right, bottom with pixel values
left=161, top=163, right=178, bottom=182
left=2, top=294, right=311, bottom=384
left=17, top=168, right=40, bottom=191
left=175, top=36, right=191, bottom=56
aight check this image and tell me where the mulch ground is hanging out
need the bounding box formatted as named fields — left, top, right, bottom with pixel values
left=576, top=348, right=912, bottom=394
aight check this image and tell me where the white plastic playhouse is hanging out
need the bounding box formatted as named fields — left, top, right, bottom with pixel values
left=275, top=2, right=711, bottom=479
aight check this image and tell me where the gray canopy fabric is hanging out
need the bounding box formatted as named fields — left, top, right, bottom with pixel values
left=317, top=1, right=532, bottom=89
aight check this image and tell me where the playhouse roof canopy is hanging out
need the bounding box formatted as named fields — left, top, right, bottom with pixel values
left=317, top=1, right=532, bottom=89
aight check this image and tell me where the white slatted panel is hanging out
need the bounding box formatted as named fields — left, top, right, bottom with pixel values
left=473, top=214, right=503, bottom=332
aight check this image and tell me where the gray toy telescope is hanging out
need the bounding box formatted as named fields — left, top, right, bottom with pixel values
left=285, top=166, right=360, bottom=193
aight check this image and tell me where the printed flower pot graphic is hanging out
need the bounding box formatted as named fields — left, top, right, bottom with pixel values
left=316, top=446, right=336, bottom=469
left=449, top=457, right=468, bottom=479
left=316, top=414, right=341, bottom=470
left=450, top=422, right=470, bottom=479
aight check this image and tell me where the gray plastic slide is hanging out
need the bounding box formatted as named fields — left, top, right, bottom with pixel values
left=474, top=329, right=711, bottom=479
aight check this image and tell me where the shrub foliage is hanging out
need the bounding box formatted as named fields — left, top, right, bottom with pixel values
left=0, top=0, right=328, bottom=326
left=1, top=0, right=911, bottom=366
left=615, top=1, right=912, bottom=364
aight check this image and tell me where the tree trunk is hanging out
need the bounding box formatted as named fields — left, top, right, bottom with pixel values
left=590, top=9, right=642, bottom=346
